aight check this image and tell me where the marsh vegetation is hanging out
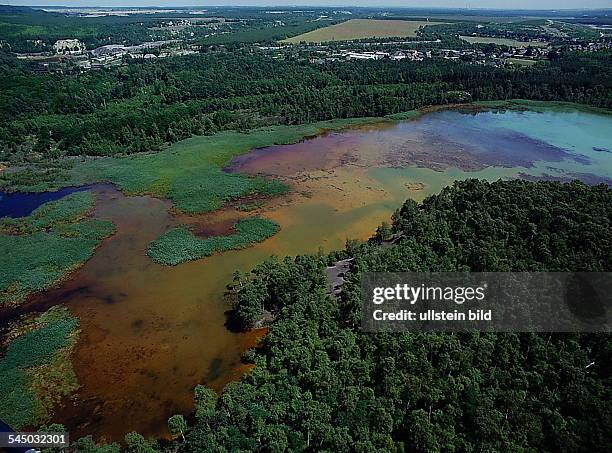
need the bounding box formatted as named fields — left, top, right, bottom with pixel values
left=0, top=192, right=114, bottom=306
left=0, top=306, right=79, bottom=429
left=148, top=218, right=280, bottom=265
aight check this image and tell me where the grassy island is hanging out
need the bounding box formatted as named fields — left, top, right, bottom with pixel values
left=148, top=217, right=280, bottom=265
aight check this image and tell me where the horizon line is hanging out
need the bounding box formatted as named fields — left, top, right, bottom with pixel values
left=10, top=4, right=612, bottom=11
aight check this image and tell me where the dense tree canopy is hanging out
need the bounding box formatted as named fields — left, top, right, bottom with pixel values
left=1, top=49, right=610, bottom=161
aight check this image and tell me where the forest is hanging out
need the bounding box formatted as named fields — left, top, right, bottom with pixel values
left=195, top=180, right=612, bottom=452
left=1, top=48, right=610, bottom=163
left=0, top=7, right=170, bottom=53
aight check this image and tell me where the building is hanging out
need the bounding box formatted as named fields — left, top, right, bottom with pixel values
left=53, top=39, right=85, bottom=55
left=345, top=51, right=388, bottom=60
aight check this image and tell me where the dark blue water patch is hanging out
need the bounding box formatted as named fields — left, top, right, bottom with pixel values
left=519, top=171, right=612, bottom=186
left=0, top=186, right=92, bottom=218
left=593, top=147, right=612, bottom=154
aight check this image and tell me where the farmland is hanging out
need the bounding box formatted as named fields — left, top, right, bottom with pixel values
left=507, top=57, right=539, bottom=66
left=283, top=19, right=442, bottom=43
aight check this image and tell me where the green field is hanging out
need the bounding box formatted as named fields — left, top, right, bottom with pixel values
left=283, top=19, right=442, bottom=43
left=0, top=306, right=79, bottom=429
left=148, top=217, right=280, bottom=265
left=0, top=192, right=115, bottom=306
left=459, top=35, right=548, bottom=47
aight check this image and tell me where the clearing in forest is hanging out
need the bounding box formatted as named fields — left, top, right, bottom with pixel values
left=459, top=35, right=548, bottom=47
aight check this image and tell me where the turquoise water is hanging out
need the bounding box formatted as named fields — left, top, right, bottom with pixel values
left=463, top=109, right=612, bottom=178
left=366, top=108, right=612, bottom=192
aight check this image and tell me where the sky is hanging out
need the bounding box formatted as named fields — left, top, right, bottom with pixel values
left=4, top=1, right=611, bottom=9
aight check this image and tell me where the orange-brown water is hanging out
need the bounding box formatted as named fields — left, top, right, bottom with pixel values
left=45, top=167, right=408, bottom=442
left=36, top=185, right=266, bottom=441
left=43, top=126, right=428, bottom=442
left=8, top=109, right=611, bottom=442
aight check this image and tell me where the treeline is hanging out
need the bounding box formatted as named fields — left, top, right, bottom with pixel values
left=198, top=19, right=332, bottom=46
left=422, top=20, right=602, bottom=43
left=1, top=49, right=610, bottom=161
left=0, top=9, right=171, bottom=53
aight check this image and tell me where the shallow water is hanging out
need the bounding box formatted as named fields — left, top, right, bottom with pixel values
left=4, top=107, right=611, bottom=442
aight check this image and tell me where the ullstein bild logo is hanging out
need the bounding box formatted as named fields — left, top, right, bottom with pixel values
left=361, top=272, right=612, bottom=333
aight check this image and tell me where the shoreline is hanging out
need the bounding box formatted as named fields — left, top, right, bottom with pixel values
left=2, top=98, right=609, bottom=198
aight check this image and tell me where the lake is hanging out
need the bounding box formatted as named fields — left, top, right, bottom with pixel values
left=3, top=106, right=611, bottom=441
